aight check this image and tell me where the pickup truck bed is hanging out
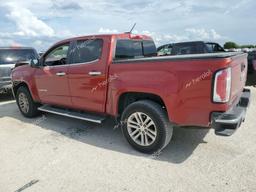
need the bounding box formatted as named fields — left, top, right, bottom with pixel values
left=109, top=52, right=248, bottom=127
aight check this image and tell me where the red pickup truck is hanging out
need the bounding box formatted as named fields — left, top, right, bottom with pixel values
left=11, top=33, right=251, bottom=153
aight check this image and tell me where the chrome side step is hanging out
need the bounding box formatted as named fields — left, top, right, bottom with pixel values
left=38, top=105, right=105, bottom=124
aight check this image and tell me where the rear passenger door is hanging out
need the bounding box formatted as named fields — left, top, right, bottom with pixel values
left=67, top=38, right=109, bottom=113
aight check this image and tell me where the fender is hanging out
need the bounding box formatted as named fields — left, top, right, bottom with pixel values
left=11, top=66, right=40, bottom=102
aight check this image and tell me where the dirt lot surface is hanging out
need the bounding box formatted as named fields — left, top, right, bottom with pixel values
left=0, top=75, right=255, bottom=192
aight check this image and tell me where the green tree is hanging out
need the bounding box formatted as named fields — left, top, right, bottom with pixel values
left=224, top=42, right=239, bottom=49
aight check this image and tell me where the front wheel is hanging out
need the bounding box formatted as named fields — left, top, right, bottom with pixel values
left=121, top=100, right=173, bottom=154
left=16, top=86, right=40, bottom=118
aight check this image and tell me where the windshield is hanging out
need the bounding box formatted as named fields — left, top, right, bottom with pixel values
left=0, top=49, right=38, bottom=65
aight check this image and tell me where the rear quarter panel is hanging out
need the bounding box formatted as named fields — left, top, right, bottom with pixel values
left=107, top=57, right=235, bottom=127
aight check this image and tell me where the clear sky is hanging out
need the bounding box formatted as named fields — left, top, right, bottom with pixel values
left=0, top=0, right=255, bottom=51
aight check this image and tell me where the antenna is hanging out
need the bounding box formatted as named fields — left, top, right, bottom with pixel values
left=126, top=23, right=136, bottom=34
left=129, top=23, right=136, bottom=33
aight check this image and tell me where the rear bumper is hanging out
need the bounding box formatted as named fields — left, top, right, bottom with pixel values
left=211, top=89, right=251, bottom=136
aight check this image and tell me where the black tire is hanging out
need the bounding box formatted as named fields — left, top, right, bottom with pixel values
left=121, top=100, right=173, bottom=154
left=16, top=86, right=40, bottom=118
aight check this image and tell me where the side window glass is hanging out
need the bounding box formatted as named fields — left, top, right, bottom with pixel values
left=115, top=39, right=157, bottom=59
left=216, top=44, right=224, bottom=52
left=158, top=46, right=171, bottom=56
left=71, top=39, right=103, bottom=64
left=143, top=40, right=157, bottom=57
left=115, top=40, right=143, bottom=59
left=213, top=45, right=218, bottom=52
left=44, top=44, right=69, bottom=66
left=163, top=46, right=172, bottom=55
left=157, top=47, right=166, bottom=56
left=206, top=44, right=215, bottom=53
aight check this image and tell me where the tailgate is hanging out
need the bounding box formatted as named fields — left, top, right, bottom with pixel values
left=229, top=53, right=248, bottom=104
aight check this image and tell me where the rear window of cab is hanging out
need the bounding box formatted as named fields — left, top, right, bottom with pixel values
left=115, top=39, right=157, bottom=60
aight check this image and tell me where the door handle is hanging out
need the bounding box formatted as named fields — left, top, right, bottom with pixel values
left=56, top=72, right=66, bottom=76
left=88, top=71, right=102, bottom=76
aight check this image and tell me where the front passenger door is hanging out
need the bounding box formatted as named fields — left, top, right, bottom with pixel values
left=34, top=43, right=73, bottom=107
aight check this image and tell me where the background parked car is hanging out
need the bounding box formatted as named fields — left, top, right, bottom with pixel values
left=0, top=47, right=38, bottom=93
left=157, top=41, right=225, bottom=56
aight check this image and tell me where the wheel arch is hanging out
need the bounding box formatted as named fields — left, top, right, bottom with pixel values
left=117, top=92, right=170, bottom=121
left=13, top=81, right=32, bottom=99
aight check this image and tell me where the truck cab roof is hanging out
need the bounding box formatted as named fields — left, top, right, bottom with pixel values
left=52, top=33, right=153, bottom=46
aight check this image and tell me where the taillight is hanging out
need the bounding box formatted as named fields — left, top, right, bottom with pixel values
left=213, top=68, right=231, bottom=103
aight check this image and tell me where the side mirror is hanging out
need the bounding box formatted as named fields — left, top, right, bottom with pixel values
left=15, top=59, right=40, bottom=68
left=30, top=59, right=40, bottom=68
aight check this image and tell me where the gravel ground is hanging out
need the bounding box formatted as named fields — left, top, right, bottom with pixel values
left=0, top=76, right=255, bottom=192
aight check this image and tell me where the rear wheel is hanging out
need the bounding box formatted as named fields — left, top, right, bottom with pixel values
left=121, top=100, right=173, bottom=154
left=16, top=86, right=40, bottom=118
